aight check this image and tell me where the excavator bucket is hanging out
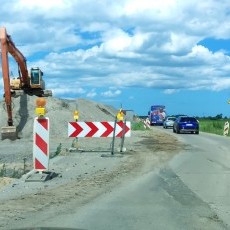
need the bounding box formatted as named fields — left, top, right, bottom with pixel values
left=1, top=126, right=17, bottom=140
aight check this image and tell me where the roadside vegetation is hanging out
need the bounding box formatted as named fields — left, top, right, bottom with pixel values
left=132, top=121, right=148, bottom=131
left=197, top=114, right=229, bottom=136
left=131, top=118, right=150, bottom=131
left=0, top=158, right=30, bottom=178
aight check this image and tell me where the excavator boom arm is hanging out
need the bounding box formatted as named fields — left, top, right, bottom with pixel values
left=0, top=27, right=13, bottom=126
left=0, top=27, right=29, bottom=85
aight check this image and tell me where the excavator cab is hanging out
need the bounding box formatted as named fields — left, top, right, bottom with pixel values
left=30, top=67, right=43, bottom=88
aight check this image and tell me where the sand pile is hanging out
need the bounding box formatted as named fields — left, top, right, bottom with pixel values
left=0, top=95, right=118, bottom=140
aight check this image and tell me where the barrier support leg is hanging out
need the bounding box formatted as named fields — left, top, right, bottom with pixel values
left=111, top=117, right=117, bottom=155
left=120, top=120, right=126, bottom=153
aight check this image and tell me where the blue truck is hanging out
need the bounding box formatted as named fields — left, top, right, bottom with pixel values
left=148, top=105, right=166, bottom=126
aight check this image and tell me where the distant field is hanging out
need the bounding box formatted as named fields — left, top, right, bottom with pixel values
left=133, top=118, right=230, bottom=136
left=199, top=119, right=230, bottom=136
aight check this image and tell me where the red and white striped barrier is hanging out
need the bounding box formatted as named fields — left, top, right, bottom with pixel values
left=223, top=121, right=229, bottom=136
left=33, top=117, right=49, bottom=171
left=143, top=118, right=151, bottom=129
left=68, top=121, right=131, bottom=138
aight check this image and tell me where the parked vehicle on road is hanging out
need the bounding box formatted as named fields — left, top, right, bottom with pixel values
left=173, top=116, right=199, bottom=134
left=163, top=116, right=176, bottom=129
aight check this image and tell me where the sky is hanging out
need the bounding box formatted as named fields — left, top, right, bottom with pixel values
left=1, top=0, right=230, bottom=117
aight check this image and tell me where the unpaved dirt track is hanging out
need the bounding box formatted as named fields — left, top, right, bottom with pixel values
left=0, top=128, right=183, bottom=229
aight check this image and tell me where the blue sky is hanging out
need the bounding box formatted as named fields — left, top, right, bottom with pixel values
left=1, top=0, right=230, bottom=117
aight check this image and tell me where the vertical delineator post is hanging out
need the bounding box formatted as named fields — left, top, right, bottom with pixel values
left=223, top=121, right=229, bottom=136
left=33, top=98, right=49, bottom=172
left=120, top=119, right=126, bottom=152
left=33, top=117, right=49, bottom=171
left=111, top=117, right=117, bottom=155
left=73, top=110, right=79, bottom=149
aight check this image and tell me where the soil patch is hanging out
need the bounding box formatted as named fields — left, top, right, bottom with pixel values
left=0, top=128, right=185, bottom=229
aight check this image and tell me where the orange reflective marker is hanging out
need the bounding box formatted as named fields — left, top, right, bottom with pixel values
left=35, top=98, right=46, bottom=117
left=74, top=111, right=79, bottom=121
left=117, top=109, right=124, bottom=121
left=36, top=97, right=47, bottom=107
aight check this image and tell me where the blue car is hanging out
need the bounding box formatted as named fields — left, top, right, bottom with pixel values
left=173, top=116, right=199, bottom=134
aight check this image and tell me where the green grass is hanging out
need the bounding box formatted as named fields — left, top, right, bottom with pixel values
left=132, top=118, right=230, bottom=136
left=131, top=121, right=149, bottom=131
left=199, top=119, right=230, bottom=136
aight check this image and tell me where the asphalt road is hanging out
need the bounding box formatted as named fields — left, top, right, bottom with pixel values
left=10, top=129, right=230, bottom=230
left=168, top=129, right=230, bottom=229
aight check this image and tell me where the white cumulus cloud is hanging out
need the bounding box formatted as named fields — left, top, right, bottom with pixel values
left=1, top=0, right=230, bottom=99
left=101, top=89, right=122, bottom=98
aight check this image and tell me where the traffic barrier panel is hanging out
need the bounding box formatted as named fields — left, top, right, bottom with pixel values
left=68, top=121, right=131, bottom=138
left=33, top=117, right=49, bottom=171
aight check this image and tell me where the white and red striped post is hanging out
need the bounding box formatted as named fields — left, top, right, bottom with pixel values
left=33, top=117, right=49, bottom=171
left=223, top=121, right=229, bottom=136
left=143, top=118, right=151, bottom=129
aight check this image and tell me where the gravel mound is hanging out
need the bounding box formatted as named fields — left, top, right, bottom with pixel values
left=0, top=95, right=118, bottom=139
left=0, top=96, right=122, bottom=172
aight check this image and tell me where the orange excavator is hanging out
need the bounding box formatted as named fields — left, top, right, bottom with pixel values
left=0, top=27, right=52, bottom=140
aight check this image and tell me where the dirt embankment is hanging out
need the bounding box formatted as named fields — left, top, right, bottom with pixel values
left=0, top=96, right=119, bottom=183
left=0, top=128, right=184, bottom=229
